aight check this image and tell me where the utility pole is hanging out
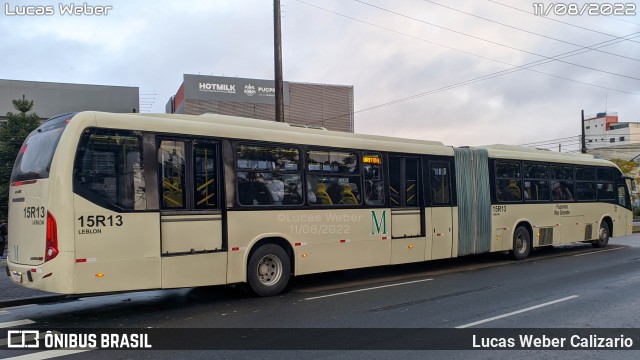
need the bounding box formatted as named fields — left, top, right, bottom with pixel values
left=581, top=109, right=587, bottom=154
left=274, top=0, right=285, bottom=123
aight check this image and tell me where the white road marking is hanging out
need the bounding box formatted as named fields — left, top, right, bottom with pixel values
left=456, top=295, right=579, bottom=328
left=573, top=247, right=623, bottom=257
left=0, top=310, right=9, bottom=315
left=304, top=278, right=433, bottom=300
left=2, top=350, right=92, bottom=360
left=0, top=319, right=35, bottom=328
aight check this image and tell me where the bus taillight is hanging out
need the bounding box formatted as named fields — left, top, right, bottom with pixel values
left=45, top=211, right=59, bottom=262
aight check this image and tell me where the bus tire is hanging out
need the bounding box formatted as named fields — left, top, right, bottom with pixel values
left=247, top=244, right=291, bottom=297
left=510, top=226, right=531, bottom=260
left=592, top=222, right=610, bottom=248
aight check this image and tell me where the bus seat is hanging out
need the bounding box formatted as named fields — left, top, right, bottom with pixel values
left=340, top=185, right=358, bottom=204
left=509, top=180, right=521, bottom=199
left=316, top=183, right=332, bottom=205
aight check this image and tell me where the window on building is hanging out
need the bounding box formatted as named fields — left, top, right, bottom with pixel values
left=620, top=136, right=625, bottom=142
left=610, top=138, right=615, bottom=143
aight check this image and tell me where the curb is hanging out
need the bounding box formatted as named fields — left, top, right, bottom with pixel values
left=1, top=257, right=70, bottom=308
left=0, top=294, right=71, bottom=309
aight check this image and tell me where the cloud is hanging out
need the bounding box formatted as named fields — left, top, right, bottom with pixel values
left=1, top=0, right=639, bottom=150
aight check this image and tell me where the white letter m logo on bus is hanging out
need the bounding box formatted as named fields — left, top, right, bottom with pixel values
left=7, top=330, right=39, bottom=348
left=370, top=210, right=388, bottom=235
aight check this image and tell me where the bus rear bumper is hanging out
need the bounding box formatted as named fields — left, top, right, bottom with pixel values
left=6, top=252, right=75, bottom=294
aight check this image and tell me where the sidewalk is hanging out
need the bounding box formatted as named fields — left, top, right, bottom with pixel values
left=0, top=256, right=67, bottom=308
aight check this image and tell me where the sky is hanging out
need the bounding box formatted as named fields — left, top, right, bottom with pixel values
left=1, top=0, right=639, bottom=152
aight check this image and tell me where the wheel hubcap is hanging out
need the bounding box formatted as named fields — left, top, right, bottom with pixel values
left=516, top=234, right=527, bottom=253
left=600, top=227, right=608, bottom=242
left=256, top=255, right=282, bottom=286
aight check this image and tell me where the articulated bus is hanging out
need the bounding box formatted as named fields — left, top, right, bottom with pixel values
left=6, top=112, right=634, bottom=296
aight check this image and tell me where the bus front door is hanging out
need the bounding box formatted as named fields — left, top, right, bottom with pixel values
left=157, top=138, right=227, bottom=288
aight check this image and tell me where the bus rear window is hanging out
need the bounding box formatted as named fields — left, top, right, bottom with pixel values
left=10, top=113, right=73, bottom=183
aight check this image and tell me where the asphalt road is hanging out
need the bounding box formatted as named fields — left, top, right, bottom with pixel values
left=2, top=234, right=640, bottom=359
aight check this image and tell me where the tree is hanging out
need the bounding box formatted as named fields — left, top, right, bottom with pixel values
left=610, top=158, right=639, bottom=175
left=0, top=96, right=41, bottom=219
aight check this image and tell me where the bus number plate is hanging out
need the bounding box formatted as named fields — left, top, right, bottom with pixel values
left=10, top=271, right=22, bottom=283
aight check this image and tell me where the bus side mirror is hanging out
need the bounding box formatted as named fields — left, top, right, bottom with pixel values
left=632, top=179, right=637, bottom=193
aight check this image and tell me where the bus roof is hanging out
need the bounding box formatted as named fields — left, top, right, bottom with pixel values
left=83, top=112, right=454, bottom=156
left=136, top=112, right=446, bottom=147
left=76, top=112, right=619, bottom=169
left=479, top=144, right=616, bottom=167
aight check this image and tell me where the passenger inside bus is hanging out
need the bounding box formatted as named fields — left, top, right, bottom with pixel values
left=552, top=182, right=573, bottom=201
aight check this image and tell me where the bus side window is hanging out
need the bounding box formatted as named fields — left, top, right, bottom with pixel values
left=73, top=129, right=147, bottom=211
left=618, top=185, right=628, bottom=207
left=237, top=144, right=302, bottom=206
left=430, top=161, right=450, bottom=205
left=389, top=156, right=420, bottom=207
left=306, top=149, right=361, bottom=206
left=158, top=141, right=186, bottom=209
left=495, top=161, right=522, bottom=202
left=194, top=144, right=217, bottom=209
left=363, top=153, right=384, bottom=206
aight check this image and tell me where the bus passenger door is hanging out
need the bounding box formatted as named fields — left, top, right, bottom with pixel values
left=389, top=156, right=426, bottom=264
left=428, top=160, right=454, bottom=260
left=157, top=138, right=227, bottom=288
left=616, top=183, right=631, bottom=236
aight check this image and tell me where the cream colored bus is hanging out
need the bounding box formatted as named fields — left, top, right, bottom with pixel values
left=6, top=112, right=634, bottom=296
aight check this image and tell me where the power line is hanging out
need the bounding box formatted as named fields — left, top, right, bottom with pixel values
left=422, top=0, right=640, bottom=63
left=486, top=0, right=640, bottom=44
left=353, top=0, right=640, bottom=81
left=519, top=135, right=581, bottom=146
left=295, top=0, right=640, bottom=98
left=295, top=1, right=640, bottom=126
left=304, top=32, right=640, bottom=126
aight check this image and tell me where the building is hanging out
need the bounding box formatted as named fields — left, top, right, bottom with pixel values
left=584, top=112, right=640, bottom=162
left=166, top=74, right=354, bottom=133
left=0, top=79, right=139, bottom=122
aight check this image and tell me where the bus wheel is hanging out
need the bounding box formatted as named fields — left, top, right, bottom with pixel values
left=510, top=226, right=531, bottom=260
left=592, top=222, right=610, bottom=248
left=247, top=244, right=291, bottom=297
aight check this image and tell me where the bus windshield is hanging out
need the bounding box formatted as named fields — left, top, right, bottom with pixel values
left=10, top=113, right=74, bottom=182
